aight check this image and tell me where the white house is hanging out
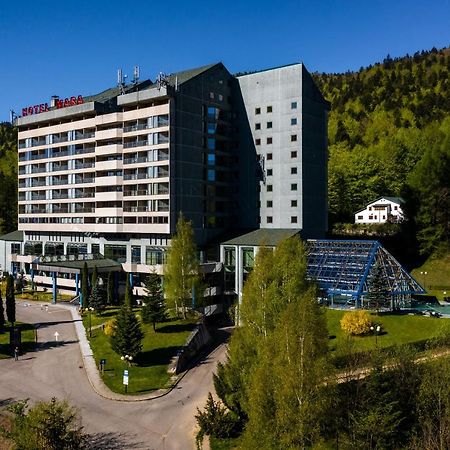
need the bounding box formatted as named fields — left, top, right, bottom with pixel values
left=354, top=197, right=405, bottom=224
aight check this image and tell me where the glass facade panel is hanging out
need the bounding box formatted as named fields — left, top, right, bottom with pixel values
left=131, top=246, right=141, bottom=264
left=145, top=248, right=166, bottom=265
left=104, top=244, right=127, bottom=263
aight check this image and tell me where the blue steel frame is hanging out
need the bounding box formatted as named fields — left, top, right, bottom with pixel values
left=306, top=239, right=425, bottom=304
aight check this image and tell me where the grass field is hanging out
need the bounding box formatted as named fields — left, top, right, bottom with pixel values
left=0, top=322, right=36, bottom=359
left=86, top=313, right=197, bottom=394
left=326, top=308, right=450, bottom=355
left=411, top=253, right=450, bottom=296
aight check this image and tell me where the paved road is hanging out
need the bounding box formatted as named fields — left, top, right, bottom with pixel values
left=0, top=302, right=228, bottom=449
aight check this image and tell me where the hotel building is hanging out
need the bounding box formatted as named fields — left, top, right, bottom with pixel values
left=1, top=61, right=329, bottom=298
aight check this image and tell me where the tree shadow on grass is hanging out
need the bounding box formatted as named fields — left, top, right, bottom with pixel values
left=156, top=323, right=196, bottom=334
left=135, top=346, right=180, bottom=367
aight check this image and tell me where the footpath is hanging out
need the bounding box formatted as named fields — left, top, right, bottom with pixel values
left=20, top=300, right=189, bottom=402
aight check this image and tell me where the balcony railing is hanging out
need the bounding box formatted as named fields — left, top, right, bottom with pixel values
left=51, top=150, right=70, bottom=158
left=123, top=123, right=148, bottom=133
left=31, top=167, right=46, bottom=174
left=74, top=162, right=95, bottom=169
left=123, top=206, right=150, bottom=212
left=72, top=147, right=95, bottom=155
left=74, top=191, right=95, bottom=198
left=52, top=193, right=69, bottom=199
left=52, top=165, right=69, bottom=172
left=123, top=156, right=149, bottom=164
left=123, top=140, right=148, bottom=149
left=75, top=132, right=95, bottom=140
left=124, top=190, right=149, bottom=196
left=51, top=179, right=69, bottom=186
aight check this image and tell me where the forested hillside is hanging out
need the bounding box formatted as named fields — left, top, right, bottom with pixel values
left=313, top=47, right=450, bottom=255
left=0, top=123, right=17, bottom=235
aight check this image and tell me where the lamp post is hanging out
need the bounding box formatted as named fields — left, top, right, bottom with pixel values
left=420, top=271, right=428, bottom=290
left=121, top=354, right=133, bottom=393
left=370, top=325, right=381, bottom=347
left=121, top=354, right=133, bottom=367
left=88, top=307, right=94, bottom=338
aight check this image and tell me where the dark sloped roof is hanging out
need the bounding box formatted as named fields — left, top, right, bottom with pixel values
left=165, top=63, right=219, bottom=86
left=82, top=80, right=153, bottom=104
left=0, top=230, right=24, bottom=242
left=222, top=228, right=301, bottom=246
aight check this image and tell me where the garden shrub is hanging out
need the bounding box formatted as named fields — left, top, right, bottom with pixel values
left=340, top=310, right=373, bottom=335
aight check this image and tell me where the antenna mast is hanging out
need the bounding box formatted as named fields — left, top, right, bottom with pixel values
left=132, top=65, right=140, bottom=84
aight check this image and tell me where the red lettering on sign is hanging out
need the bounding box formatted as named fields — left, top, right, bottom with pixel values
left=23, top=96, right=84, bottom=115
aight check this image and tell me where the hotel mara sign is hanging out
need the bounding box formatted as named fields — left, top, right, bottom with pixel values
left=22, top=95, right=84, bottom=116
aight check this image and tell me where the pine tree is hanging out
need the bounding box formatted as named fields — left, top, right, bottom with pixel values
left=141, top=274, right=166, bottom=331
left=0, top=289, right=5, bottom=332
left=89, top=282, right=105, bottom=315
left=91, top=265, right=98, bottom=288
left=107, top=271, right=115, bottom=306
left=5, top=274, right=15, bottom=325
left=81, top=262, right=89, bottom=308
left=366, top=261, right=391, bottom=312
left=110, top=305, right=144, bottom=358
left=164, top=213, right=199, bottom=318
left=125, top=274, right=133, bottom=307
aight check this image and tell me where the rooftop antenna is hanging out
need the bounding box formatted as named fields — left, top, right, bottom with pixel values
left=9, top=110, right=17, bottom=123
left=117, top=68, right=126, bottom=94
left=156, top=72, right=169, bottom=90
left=132, top=65, right=140, bottom=84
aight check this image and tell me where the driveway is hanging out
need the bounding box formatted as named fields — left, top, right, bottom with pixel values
left=0, top=302, right=228, bottom=449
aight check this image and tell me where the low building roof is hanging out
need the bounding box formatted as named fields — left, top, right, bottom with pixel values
left=33, top=255, right=122, bottom=274
left=0, top=230, right=24, bottom=242
left=355, top=196, right=405, bottom=214
left=221, top=228, right=301, bottom=247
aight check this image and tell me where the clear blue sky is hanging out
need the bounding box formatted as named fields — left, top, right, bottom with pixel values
left=1, top=0, right=449, bottom=122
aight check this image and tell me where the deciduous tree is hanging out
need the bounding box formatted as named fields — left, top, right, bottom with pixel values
left=164, top=214, right=199, bottom=318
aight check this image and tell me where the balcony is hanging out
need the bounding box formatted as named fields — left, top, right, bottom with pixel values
left=52, top=164, right=69, bottom=172
left=123, top=173, right=149, bottom=181
left=123, top=206, right=150, bottom=212
left=72, top=146, right=95, bottom=156
left=51, top=178, right=69, bottom=186
left=51, top=192, right=69, bottom=200
left=75, top=177, right=95, bottom=184
left=52, top=135, right=69, bottom=144
left=95, top=128, right=123, bottom=140
left=31, top=139, right=46, bottom=148
left=124, top=156, right=149, bottom=165
left=51, top=150, right=70, bottom=158
left=74, top=162, right=95, bottom=170
left=31, top=167, right=46, bottom=174
left=124, top=189, right=149, bottom=196
left=74, top=191, right=95, bottom=198
left=123, top=140, right=148, bottom=149
left=31, top=194, right=46, bottom=201
left=123, top=123, right=148, bottom=133
left=75, top=132, right=95, bottom=141
left=29, top=180, right=46, bottom=187
left=95, top=159, right=123, bottom=171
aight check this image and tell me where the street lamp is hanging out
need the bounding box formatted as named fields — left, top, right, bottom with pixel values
left=370, top=325, right=381, bottom=347
left=420, top=271, right=428, bottom=290
left=121, top=354, right=133, bottom=366
left=88, top=307, right=94, bottom=338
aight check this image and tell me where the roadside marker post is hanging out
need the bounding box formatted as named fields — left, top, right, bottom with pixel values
left=123, top=369, right=129, bottom=393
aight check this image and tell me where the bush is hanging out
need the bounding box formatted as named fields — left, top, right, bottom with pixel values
left=195, top=392, right=238, bottom=447
left=341, top=310, right=373, bottom=335
left=103, top=319, right=116, bottom=336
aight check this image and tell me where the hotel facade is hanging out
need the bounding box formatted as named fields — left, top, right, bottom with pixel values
left=1, top=62, right=329, bottom=297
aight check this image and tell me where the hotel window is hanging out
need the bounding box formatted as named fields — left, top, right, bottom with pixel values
left=291, top=151, right=297, bottom=158
left=291, top=216, right=298, bottom=223
left=131, top=246, right=141, bottom=264
left=267, top=121, right=272, bottom=129
left=291, top=167, right=297, bottom=174
left=291, top=117, right=297, bottom=125
left=291, top=134, right=297, bottom=142
left=291, top=200, right=297, bottom=207
left=267, top=185, right=273, bottom=192
left=255, top=138, right=261, bottom=146
left=267, top=169, right=273, bottom=176
left=267, top=200, right=273, bottom=207
left=267, top=153, right=273, bottom=160
left=218, top=94, right=223, bottom=101
left=209, top=92, right=214, bottom=99
left=267, top=137, right=273, bottom=144
left=146, top=248, right=166, bottom=265
left=267, top=216, right=273, bottom=223
left=255, top=123, right=261, bottom=130
left=291, top=101, right=297, bottom=109
left=291, top=183, right=297, bottom=191
left=255, top=107, right=261, bottom=115
left=267, top=106, right=272, bottom=113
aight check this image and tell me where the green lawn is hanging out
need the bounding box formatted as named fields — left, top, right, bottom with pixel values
left=0, top=323, right=36, bottom=359
left=411, top=253, right=450, bottom=293
left=86, top=314, right=197, bottom=394
left=326, top=309, right=450, bottom=356
left=210, top=436, right=241, bottom=450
